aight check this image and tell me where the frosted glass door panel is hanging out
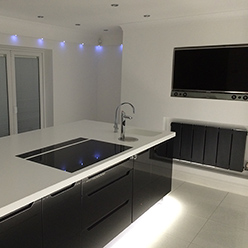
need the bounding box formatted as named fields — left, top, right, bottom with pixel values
left=15, top=57, right=40, bottom=133
left=0, top=56, right=9, bottom=137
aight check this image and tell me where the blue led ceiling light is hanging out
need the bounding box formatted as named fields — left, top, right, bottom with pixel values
left=79, top=43, right=84, bottom=49
left=60, top=41, right=66, bottom=48
left=10, top=34, right=18, bottom=43
left=37, top=38, right=44, bottom=46
left=95, top=45, right=103, bottom=51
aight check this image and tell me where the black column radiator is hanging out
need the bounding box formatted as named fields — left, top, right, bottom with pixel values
left=171, top=122, right=247, bottom=172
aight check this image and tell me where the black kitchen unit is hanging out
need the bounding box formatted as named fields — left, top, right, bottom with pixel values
left=133, top=140, right=173, bottom=221
left=81, top=139, right=173, bottom=247
left=0, top=200, right=42, bottom=248
left=2, top=137, right=173, bottom=247
left=42, top=181, right=81, bottom=248
left=81, top=159, right=133, bottom=247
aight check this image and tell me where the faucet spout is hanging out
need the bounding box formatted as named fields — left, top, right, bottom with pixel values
left=114, top=102, right=135, bottom=133
left=120, top=110, right=133, bottom=141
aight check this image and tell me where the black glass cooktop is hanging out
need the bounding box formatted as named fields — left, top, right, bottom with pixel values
left=17, top=138, right=131, bottom=173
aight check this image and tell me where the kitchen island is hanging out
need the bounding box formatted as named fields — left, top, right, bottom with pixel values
left=0, top=120, right=175, bottom=247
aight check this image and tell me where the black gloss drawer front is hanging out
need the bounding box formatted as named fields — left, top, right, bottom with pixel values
left=82, top=160, right=133, bottom=229
left=83, top=160, right=132, bottom=195
left=81, top=199, right=131, bottom=248
left=0, top=200, right=42, bottom=248
left=42, top=182, right=81, bottom=248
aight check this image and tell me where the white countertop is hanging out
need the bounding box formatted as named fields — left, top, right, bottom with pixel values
left=0, top=120, right=175, bottom=217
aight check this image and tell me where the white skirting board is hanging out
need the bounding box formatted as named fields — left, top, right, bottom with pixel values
left=172, top=159, right=248, bottom=196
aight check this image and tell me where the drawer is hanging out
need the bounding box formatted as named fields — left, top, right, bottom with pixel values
left=83, top=159, right=132, bottom=195
left=81, top=199, right=131, bottom=248
left=82, top=165, right=132, bottom=229
left=0, top=200, right=42, bottom=248
left=42, top=181, right=81, bottom=248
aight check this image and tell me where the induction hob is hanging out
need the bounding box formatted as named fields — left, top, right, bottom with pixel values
left=17, top=138, right=132, bottom=173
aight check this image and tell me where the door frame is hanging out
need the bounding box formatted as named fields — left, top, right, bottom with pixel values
left=0, top=48, right=45, bottom=135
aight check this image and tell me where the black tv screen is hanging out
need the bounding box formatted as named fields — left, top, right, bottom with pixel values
left=171, top=45, right=248, bottom=101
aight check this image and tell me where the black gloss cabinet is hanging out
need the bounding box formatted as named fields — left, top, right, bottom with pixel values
left=0, top=200, right=42, bottom=248
left=133, top=140, right=173, bottom=221
left=42, top=182, right=81, bottom=248
left=81, top=160, right=133, bottom=248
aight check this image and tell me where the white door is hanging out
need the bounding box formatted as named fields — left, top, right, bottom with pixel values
left=0, top=54, right=10, bottom=137
left=0, top=50, right=44, bottom=137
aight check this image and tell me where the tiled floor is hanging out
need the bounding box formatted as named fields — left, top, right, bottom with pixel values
left=105, top=180, right=248, bottom=248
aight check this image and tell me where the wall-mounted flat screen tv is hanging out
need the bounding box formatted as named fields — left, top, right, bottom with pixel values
left=171, top=44, right=248, bottom=101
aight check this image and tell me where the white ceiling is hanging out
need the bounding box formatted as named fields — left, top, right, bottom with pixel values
left=0, top=0, right=248, bottom=35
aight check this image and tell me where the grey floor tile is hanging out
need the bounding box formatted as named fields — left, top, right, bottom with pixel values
left=192, top=220, right=248, bottom=248
left=171, top=179, right=184, bottom=192
left=188, top=243, right=208, bottom=248
left=162, top=212, right=207, bottom=242
left=170, top=182, right=227, bottom=218
left=221, top=192, right=248, bottom=208
left=210, top=203, right=248, bottom=231
left=147, top=233, right=190, bottom=248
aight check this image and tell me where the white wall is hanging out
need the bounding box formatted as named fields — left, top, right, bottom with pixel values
left=120, top=12, right=248, bottom=195
left=95, top=45, right=123, bottom=123
left=0, top=15, right=123, bottom=126
left=120, top=12, right=248, bottom=131
left=52, top=43, right=98, bottom=125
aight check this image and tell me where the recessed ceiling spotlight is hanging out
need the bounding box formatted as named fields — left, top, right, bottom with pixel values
left=104, top=29, right=109, bottom=32
left=144, top=14, right=151, bottom=18
left=37, top=15, right=44, bottom=18
left=75, top=23, right=81, bottom=26
left=111, top=4, right=119, bottom=7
